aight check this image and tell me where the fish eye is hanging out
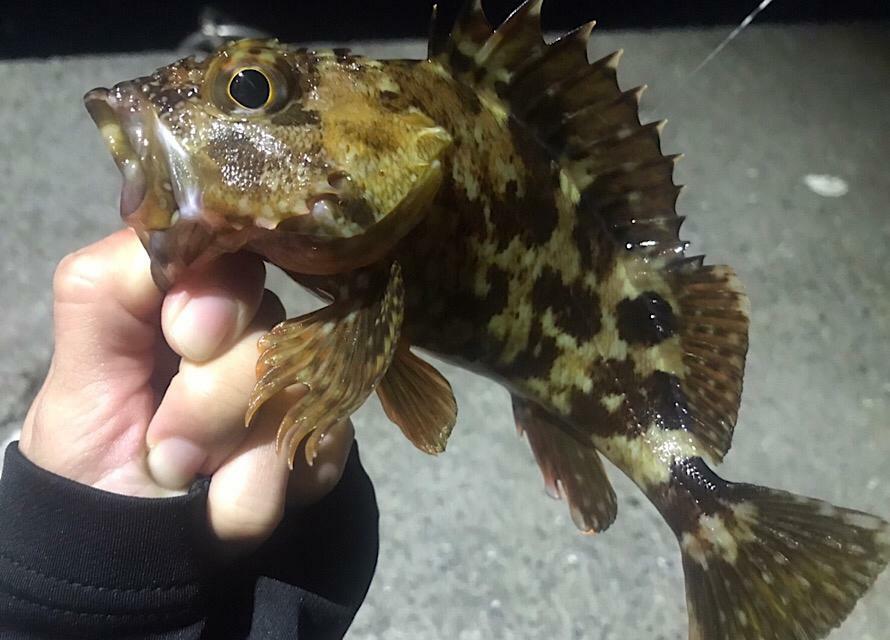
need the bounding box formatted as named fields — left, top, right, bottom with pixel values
left=228, top=68, right=271, bottom=110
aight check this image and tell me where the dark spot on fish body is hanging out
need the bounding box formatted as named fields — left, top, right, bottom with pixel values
left=457, top=330, right=501, bottom=366
left=532, top=267, right=602, bottom=342
left=431, top=163, right=486, bottom=241
left=559, top=286, right=601, bottom=342
left=487, top=181, right=525, bottom=251
left=652, top=457, right=733, bottom=536
left=567, top=386, right=618, bottom=438
left=498, top=320, right=558, bottom=380
left=485, top=171, right=558, bottom=251
left=503, top=121, right=560, bottom=245
left=616, top=291, right=677, bottom=345
left=566, top=357, right=647, bottom=437
left=408, top=281, right=505, bottom=367
left=572, top=209, right=618, bottom=282
left=639, top=371, right=691, bottom=432
left=525, top=192, right=559, bottom=244
left=531, top=266, right=563, bottom=312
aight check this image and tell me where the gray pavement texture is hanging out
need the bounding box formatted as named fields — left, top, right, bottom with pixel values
left=1, top=22, right=889, bottom=640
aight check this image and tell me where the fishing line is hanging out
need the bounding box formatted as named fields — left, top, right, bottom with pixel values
left=688, top=0, right=778, bottom=77
left=650, top=0, right=779, bottom=121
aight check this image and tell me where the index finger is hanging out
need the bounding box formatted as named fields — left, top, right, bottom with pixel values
left=50, top=228, right=162, bottom=381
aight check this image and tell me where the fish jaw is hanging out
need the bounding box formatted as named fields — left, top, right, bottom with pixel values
left=84, top=82, right=230, bottom=288
left=84, top=83, right=195, bottom=228
left=84, top=86, right=154, bottom=223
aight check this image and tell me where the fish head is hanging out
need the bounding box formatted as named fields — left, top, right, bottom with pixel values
left=85, top=40, right=451, bottom=287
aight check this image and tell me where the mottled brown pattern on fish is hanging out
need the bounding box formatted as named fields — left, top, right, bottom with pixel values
left=377, top=59, right=688, bottom=452
left=86, top=6, right=890, bottom=637
left=384, top=61, right=618, bottom=398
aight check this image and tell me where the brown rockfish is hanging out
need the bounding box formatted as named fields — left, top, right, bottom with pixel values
left=84, top=1, right=889, bottom=638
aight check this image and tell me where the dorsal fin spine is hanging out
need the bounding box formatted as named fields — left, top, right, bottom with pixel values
left=447, top=0, right=491, bottom=62
left=476, top=0, right=545, bottom=62
left=427, top=4, right=448, bottom=59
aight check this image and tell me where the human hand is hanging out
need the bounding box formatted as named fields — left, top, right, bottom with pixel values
left=20, top=229, right=354, bottom=546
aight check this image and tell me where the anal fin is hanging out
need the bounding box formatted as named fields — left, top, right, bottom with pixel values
left=376, top=344, right=457, bottom=454
left=513, top=396, right=617, bottom=533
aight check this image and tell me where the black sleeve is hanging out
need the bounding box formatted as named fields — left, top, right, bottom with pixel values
left=0, top=442, right=378, bottom=640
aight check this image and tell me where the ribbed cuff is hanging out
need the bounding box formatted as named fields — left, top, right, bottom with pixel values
left=0, top=442, right=211, bottom=636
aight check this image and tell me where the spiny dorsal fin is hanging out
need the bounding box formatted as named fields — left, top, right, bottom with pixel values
left=427, top=4, right=448, bottom=59
left=431, top=2, right=685, bottom=263
left=475, top=0, right=546, bottom=77
left=432, top=0, right=493, bottom=71
left=431, top=2, right=749, bottom=459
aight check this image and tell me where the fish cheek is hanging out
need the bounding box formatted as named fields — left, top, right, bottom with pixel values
left=203, top=136, right=268, bottom=195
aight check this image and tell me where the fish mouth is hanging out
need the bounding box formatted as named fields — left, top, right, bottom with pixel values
left=84, top=84, right=210, bottom=289
left=84, top=87, right=152, bottom=221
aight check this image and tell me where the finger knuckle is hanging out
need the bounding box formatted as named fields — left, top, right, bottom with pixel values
left=219, top=494, right=284, bottom=540
left=184, top=368, right=246, bottom=409
left=53, top=250, right=107, bottom=302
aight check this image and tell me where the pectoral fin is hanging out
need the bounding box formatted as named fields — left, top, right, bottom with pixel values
left=377, top=345, right=457, bottom=454
left=513, top=396, right=617, bottom=533
left=247, top=262, right=404, bottom=466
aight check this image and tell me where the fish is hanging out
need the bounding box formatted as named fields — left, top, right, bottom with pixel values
left=83, top=1, right=889, bottom=637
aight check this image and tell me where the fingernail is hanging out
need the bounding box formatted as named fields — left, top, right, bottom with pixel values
left=147, top=437, right=206, bottom=490
left=170, top=292, right=239, bottom=361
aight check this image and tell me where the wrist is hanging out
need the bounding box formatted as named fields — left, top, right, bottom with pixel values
left=0, top=442, right=214, bottom=635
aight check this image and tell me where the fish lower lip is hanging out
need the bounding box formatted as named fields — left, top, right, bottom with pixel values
left=145, top=222, right=214, bottom=290
left=84, top=87, right=148, bottom=219
left=120, top=163, right=147, bottom=218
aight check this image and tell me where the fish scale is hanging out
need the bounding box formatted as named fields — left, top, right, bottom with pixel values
left=83, top=1, right=890, bottom=638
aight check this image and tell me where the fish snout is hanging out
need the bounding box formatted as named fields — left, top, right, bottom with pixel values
left=86, top=81, right=211, bottom=290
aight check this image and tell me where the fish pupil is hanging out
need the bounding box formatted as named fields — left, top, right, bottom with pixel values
left=229, top=69, right=270, bottom=109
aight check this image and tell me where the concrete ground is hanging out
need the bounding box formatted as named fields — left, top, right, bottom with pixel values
left=1, top=22, right=888, bottom=640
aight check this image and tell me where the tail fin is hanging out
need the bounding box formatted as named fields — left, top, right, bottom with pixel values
left=674, top=477, right=890, bottom=639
